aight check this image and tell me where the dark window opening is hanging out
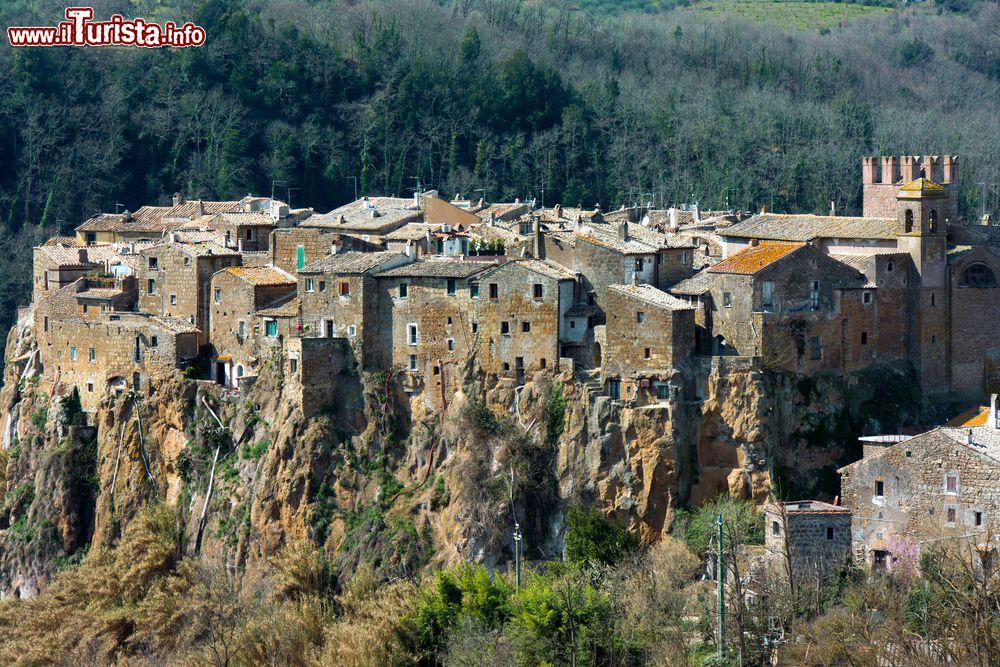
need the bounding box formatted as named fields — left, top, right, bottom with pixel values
left=533, top=283, right=543, bottom=300
left=874, top=479, right=885, bottom=497
left=826, top=526, right=834, bottom=540
left=489, top=283, right=499, bottom=300
left=960, top=264, right=999, bottom=289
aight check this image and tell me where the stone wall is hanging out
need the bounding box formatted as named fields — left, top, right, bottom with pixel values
left=840, top=430, right=1000, bottom=565
left=603, top=287, right=693, bottom=378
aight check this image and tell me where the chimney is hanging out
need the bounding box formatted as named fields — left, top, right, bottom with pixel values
left=829, top=201, right=836, bottom=216
left=693, top=203, right=700, bottom=222
left=880, top=156, right=899, bottom=184
left=425, top=228, right=433, bottom=252
left=514, top=197, right=521, bottom=204
left=922, top=155, right=940, bottom=182
left=669, top=207, right=679, bottom=231
left=362, top=196, right=370, bottom=209
left=533, top=216, right=543, bottom=259
left=968, top=429, right=974, bottom=445
left=172, top=192, right=183, bottom=207
left=862, top=157, right=876, bottom=185
left=554, top=204, right=562, bottom=219
left=405, top=240, right=413, bottom=257
left=900, top=155, right=918, bottom=183
left=991, top=394, right=999, bottom=431
left=238, top=239, right=243, bottom=252
left=195, top=201, right=204, bottom=216
left=489, top=211, right=496, bottom=227
left=618, top=221, right=629, bottom=242
left=943, top=155, right=959, bottom=185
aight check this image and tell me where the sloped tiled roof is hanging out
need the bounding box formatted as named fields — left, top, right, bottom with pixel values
left=303, top=207, right=421, bottom=232
left=722, top=214, right=898, bottom=242
left=577, top=233, right=658, bottom=256
left=898, top=178, right=946, bottom=197
left=147, top=315, right=200, bottom=334
left=476, top=258, right=577, bottom=282
left=947, top=406, right=990, bottom=428
left=375, top=259, right=498, bottom=279
left=217, top=212, right=275, bottom=227
left=384, top=223, right=440, bottom=241
left=300, top=251, right=405, bottom=275
left=668, top=270, right=715, bottom=296
left=590, top=222, right=697, bottom=250
left=258, top=296, right=299, bottom=317
left=223, top=266, right=295, bottom=286
left=708, top=241, right=804, bottom=275
left=607, top=283, right=695, bottom=310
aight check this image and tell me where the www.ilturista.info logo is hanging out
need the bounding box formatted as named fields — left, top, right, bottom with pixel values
left=7, top=7, right=205, bottom=47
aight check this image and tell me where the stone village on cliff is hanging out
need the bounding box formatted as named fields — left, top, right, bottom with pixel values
left=19, top=153, right=1000, bottom=578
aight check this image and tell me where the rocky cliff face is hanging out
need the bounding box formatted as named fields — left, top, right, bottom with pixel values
left=0, top=314, right=949, bottom=597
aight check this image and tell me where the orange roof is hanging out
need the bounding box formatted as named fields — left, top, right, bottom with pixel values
left=946, top=406, right=990, bottom=427
left=224, top=265, right=295, bottom=286
left=708, top=241, right=804, bottom=275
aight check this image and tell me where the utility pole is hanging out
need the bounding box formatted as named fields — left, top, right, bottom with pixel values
left=511, top=462, right=523, bottom=591
left=717, top=513, right=725, bottom=662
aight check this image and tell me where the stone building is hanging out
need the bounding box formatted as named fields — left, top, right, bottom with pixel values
left=764, top=500, right=853, bottom=579
left=213, top=212, right=276, bottom=252
left=471, top=259, right=578, bottom=381
left=135, top=240, right=241, bottom=348
left=269, top=226, right=380, bottom=274
left=839, top=397, right=1000, bottom=569
left=601, top=284, right=695, bottom=401
left=35, top=282, right=197, bottom=411
left=301, top=196, right=421, bottom=244
left=208, top=265, right=297, bottom=388
left=370, top=259, right=499, bottom=403
left=297, top=251, right=410, bottom=367
left=284, top=336, right=361, bottom=420
left=670, top=241, right=863, bottom=367
left=566, top=225, right=660, bottom=314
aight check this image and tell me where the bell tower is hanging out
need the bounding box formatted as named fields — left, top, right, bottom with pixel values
left=896, top=177, right=949, bottom=391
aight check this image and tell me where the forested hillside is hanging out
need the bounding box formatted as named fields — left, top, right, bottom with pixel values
left=0, top=0, right=999, bottom=335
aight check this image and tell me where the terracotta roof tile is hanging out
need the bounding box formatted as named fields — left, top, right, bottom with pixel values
left=607, top=283, right=695, bottom=310
left=708, top=241, right=804, bottom=275
left=946, top=406, right=990, bottom=428
left=300, top=251, right=405, bottom=275
left=375, top=259, right=498, bottom=279
left=723, top=214, right=898, bottom=242
left=224, top=265, right=295, bottom=286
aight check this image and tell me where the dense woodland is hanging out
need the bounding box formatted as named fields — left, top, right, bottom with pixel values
left=0, top=0, right=998, bottom=334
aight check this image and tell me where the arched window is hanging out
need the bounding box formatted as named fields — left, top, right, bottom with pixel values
left=236, top=364, right=245, bottom=378
left=929, top=209, right=938, bottom=233
left=886, top=261, right=894, bottom=273
left=960, top=263, right=999, bottom=288
left=904, top=209, right=914, bottom=233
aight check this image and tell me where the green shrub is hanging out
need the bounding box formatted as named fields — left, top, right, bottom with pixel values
left=240, top=438, right=270, bottom=460
left=564, top=507, right=639, bottom=566
left=30, top=407, right=47, bottom=431
left=546, top=384, right=566, bottom=446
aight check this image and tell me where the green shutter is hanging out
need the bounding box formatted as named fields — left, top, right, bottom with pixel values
left=297, top=245, right=305, bottom=270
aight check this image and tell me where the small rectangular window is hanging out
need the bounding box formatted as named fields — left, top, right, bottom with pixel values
left=214, top=288, right=221, bottom=304
left=656, top=384, right=668, bottom=399
left=874, top=479, right=885, bottom=497
left=771, top=520, right=780, bottom=536
left=863, top=291, right=872, bottom=304
left=976, top=511, right=984, bottom=527
left=471, top=322, right=478, bottom=334
left=305, top=278, right=314, bottom=293
left=643, top=347, right=651, bottom=360
left=409, top=355, right=418, bottom=372
left=43, top=316, right=48, bottom=332
left=169, top=294, right=177, bottom=306
left=501, top=321, right=510, bottom=335
left=861, top=332, right=868, bottom=345
left=946, top=474, right=958, bottom=494
left=762, top=281, right=774, bottom=308
left=339, top=282, right=350, bottom=296
left=239, top=321, right=245, bottom=338
left=947, top=507, right=956, bottom=524
left=826, top=526, right=834, bottom=541
left=489, top=283, right=499, bottom=300
left=810, top=280, right=820, bottom=309
left=290, top=358, right=298, bottom=374
left=319, top=281, right=326, bottom=292
left=447, top=338, right=455, bottom=352
left=809, top=336, right=822, bottom=360
left=147, top=278, right=156, bottom=295
left=399, top=283, right=408, bottom=299
left=447, top=279, right=457, bottom=296
left=86, top=382, right=94, bottom=393
left=522, top=321, right=531, bottom=333
left=636, top=311, right=645, bottom=323
left=88, top=347, right=95, bottom=362
left=70, top=347, right=77, bottom=361
left=635, top=258, right=644, bottom=271
left=408, top=324, right=418, bottom=346
left=533, top=283, right=543, bottom=300
left=150, top=336, right=158, bottom=348
left=82, top=303, right=89, bottom=314
left=470, top=284, right=479, bottom=299
left=682, top=251, right=690, bottom=265
left=265, top=320, right=278, bottom=337
left=148, top=256, right=158, bottom=269
left=349, top=325, right=356, bottom=337
left=723, top=292, right=732, bottom=308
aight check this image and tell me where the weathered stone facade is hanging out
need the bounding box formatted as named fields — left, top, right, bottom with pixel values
left=603, top=284, right=695, bottom=382
left=839, top=404, right=1000, bottom=568
left=764, top=500, right=853, bottom=579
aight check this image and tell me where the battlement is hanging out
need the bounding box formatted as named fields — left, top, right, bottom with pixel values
left=862, top=154, right=959, bottom=220
left=862, top=154, right=959, bottom=185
